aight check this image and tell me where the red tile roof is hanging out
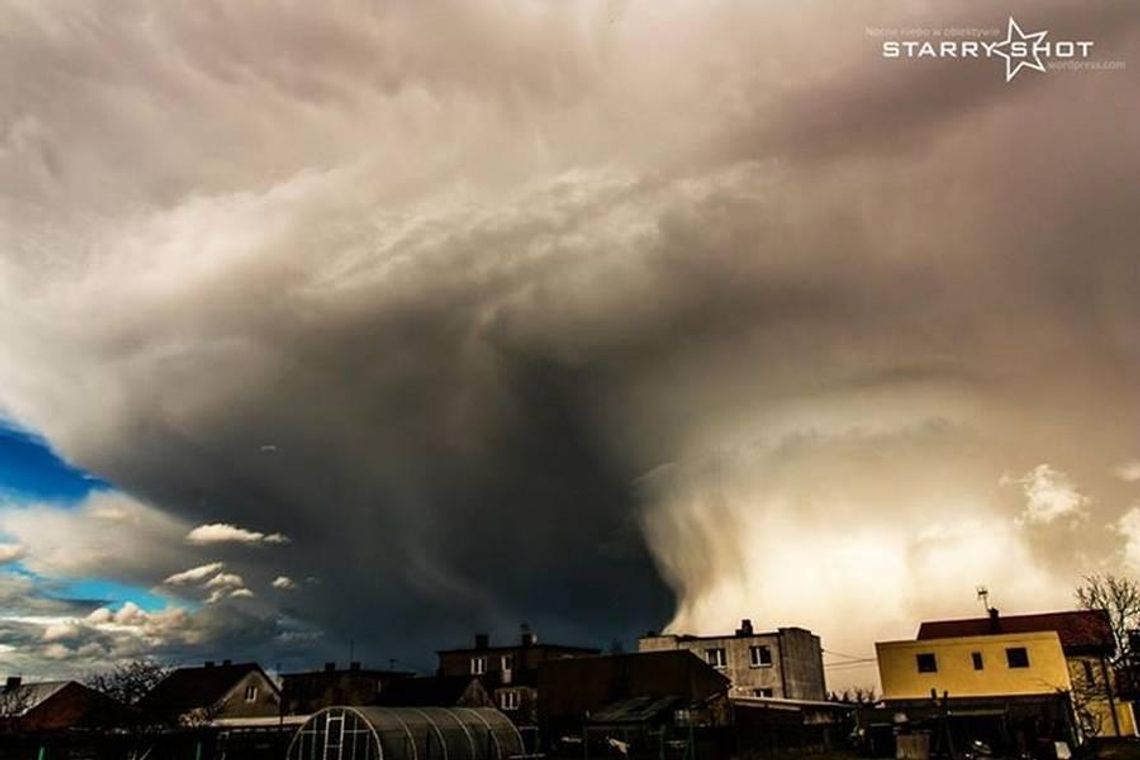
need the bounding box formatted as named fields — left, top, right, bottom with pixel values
left=916, top=610, right=1115, bottom=654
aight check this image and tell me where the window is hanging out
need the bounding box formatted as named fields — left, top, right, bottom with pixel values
left=499, top=690, right=520, bottom=711
left=501, top=654, right=514, bottom=671
left=971, top=652, right=984, bottom=671
left=749, top=645, right=773, bottom=668
left=916, top=653, right=937, bottom=673
left=471, top=656, right=487, bottom=675
left=705, top=648, right=727, bottom=669
left=757, top=688, right=775, bottom=698
left=244, top=685, right=258, bottom=702
left=1006, top=647, right=1030, bottom=669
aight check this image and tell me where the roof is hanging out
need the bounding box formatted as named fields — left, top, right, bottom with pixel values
left=138, top=663, right=273, bottom=713
left=916, top=610, right=1115, bottom=653
left=375, top=676, right=483, bottom=707
left=589, top=695, right=686, bottom=724
left=0, top=681, right=69, bottom=716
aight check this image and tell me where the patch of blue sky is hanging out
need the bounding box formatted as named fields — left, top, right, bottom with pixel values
left=48, top=577, right=180, bottom=613
left=0, top=420, right=108, bottom=504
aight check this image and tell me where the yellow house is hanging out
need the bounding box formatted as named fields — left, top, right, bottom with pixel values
left=877, top=630, right=1072, bottom=700
left=880, top=609, right=1137, bottom=740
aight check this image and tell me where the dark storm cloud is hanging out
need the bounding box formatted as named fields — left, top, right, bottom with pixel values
left=1, top=0, right=1139, bottom=683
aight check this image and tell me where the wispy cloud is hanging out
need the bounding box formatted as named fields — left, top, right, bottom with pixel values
left=186, top=523, right=290, bottom=546
left=272, top=576, right=297, bottom=590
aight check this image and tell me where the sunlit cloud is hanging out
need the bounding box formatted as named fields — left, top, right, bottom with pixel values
left=186, top=523, right=291, bottom=546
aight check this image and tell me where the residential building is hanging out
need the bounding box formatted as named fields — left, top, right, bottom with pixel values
left=436, top=625, right=600, bottom=725
left=138, top=661, right=281, bottom=725
left=0, top=678, right=133, bottom=732
left=537, top=649, right=732, bottom=756
left=638, top=619, right=827, bottom=700
left=877, top=629, right=1073, bottom=700
left=281, top=662, right=412, bottom=714
left=914, top=608, right=1135, bottom=738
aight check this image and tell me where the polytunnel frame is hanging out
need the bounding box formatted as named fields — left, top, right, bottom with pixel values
left=285, top=705, right=526, bottom=760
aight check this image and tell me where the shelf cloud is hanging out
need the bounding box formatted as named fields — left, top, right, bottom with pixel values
left=0, top=0, right=1138, bottom=681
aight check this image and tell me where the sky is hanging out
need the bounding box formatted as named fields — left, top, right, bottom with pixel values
left=0, top=0, right=1138, bottom=690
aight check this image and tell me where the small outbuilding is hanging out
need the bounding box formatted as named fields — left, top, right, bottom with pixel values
left=287, top=706, right=523, bottom=760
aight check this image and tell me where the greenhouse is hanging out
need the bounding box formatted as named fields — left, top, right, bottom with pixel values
left=286, top=706, right=525, bottom=760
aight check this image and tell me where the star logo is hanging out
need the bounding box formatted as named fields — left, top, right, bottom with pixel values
left=991, top=16, right=1049, bottom=82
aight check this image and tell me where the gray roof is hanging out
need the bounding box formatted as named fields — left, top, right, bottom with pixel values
left=1, top=681, right=69, bottom=716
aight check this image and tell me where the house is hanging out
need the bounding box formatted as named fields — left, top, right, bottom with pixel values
left=638, top=619, right=827, bottom=700
left=914, top=608, right=1135, bottom=739
left=138, top=661, right=280, bottom=725
left=0, top=677, right=133, bottom=733
left=436, top=625, right=599, bottom=724
left=280, top=662, right=412, bottom=714
left=374, top=675, right=492, bottom=708
left=537, top=650, right=731, bottom=757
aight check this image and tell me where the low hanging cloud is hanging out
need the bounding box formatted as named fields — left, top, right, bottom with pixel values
left=0, top=0, right=1137, bottom=682
left=186, top=524, right=290, bottom=546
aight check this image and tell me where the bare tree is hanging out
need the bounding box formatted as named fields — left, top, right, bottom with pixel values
left=1064, top=668, right=1108, bottom=742
left=85, top=659, right=171, bottom=706
left=0, top=685, right=33, bottom=734
left=1075, top=574, right=1140, bottom=662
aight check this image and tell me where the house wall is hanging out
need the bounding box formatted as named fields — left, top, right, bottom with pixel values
left=638, top=628, right=825, bottom=700
left=216, top=671, right=281, bottom=719
left=1066, top=655, right=1137, bottom=738
left=877, top=631, right=1071, bottom=700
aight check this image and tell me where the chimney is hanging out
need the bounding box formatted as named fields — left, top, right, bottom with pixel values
left=324, top=662, right=336, bottom=672
left=4, top=676, right=21, bottom=691
left=736, top=619, right=754, bottom=637
left=520, top=623, right=536, bottom=647
left=474, top=634, right=489, bottom=650
left=222, top=659, right=232, bottom=667
left=988, top=607, right=1001, bottom=632
left=349, top=662, right=361, bottom=672
left=204, top=661, right=216, bottom=668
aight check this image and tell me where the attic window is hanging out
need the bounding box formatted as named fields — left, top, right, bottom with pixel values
left=471, top=656, right=487, bottom=675
left=971, top=652, right=984, bottom=671
left=916, top=653, right=937, bottom=673
left=244, top=685, right=258, bottom=702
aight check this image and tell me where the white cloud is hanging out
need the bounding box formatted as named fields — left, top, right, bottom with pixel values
left=1004, top=464, right=1090, bottom=526
left=204, top=572, right=245, bottom=590
left=1116, top=462, right=1140, bottom=483
left=0, top=542, right=26, bottom=564
left=163, top=562, right=225, bottom=585
left=0, top=491, right=193, bottom=582
left=228, top=588, right=255, bottom=599
left=186, top=523, right=291, bottom=546
left=272, top=576, right=297, bottom=590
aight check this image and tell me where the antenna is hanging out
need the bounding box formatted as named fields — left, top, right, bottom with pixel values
left=976, top=585, right=991, bottom=611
